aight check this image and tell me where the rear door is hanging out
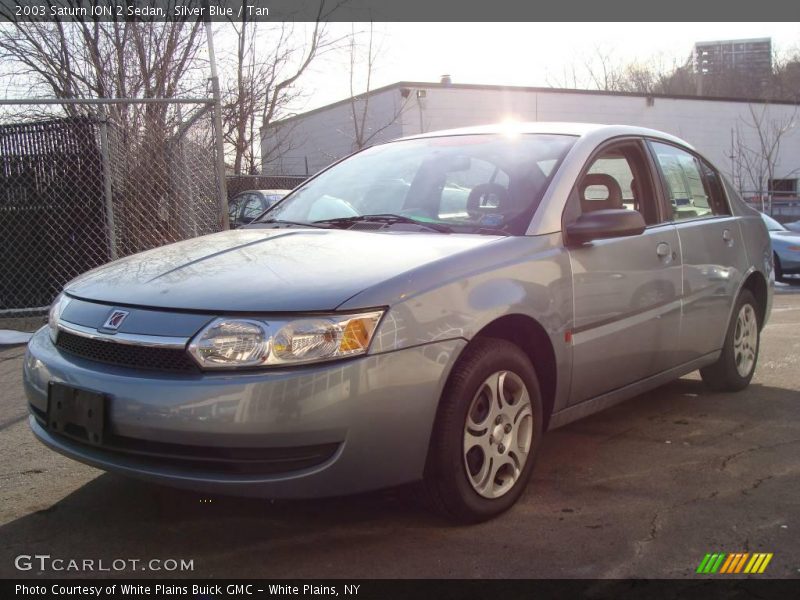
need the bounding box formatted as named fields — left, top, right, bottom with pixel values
left=567, top=139, right=684, bottom=405
left=648, top=140, right=749, bottom=362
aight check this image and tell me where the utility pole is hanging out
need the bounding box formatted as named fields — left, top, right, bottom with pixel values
left=204, top=6, right=230, bottom=230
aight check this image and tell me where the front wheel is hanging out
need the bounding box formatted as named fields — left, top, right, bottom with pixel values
left=700, top=289, right=760, bottom=392
left=422, top=338, right=544, bottom=523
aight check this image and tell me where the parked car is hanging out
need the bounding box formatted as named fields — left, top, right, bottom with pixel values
left=24, top=123, right=772, bottom=523
left=760, top=213, right=800, bottom=283
left=781, top=219, right=800, bottom=233
left=227, top=189, right=290, bottom=228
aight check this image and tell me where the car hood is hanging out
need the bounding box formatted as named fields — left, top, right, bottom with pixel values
left=770, top=230, right=800, bottom=245
left=65, top=228, right=499, bottom=312
left=770, top=230, right=800, bottom=238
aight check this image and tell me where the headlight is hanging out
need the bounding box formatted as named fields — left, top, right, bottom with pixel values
left=48, top=292, right=71, bottom=343
left=187, top=311, right=384, bottom=370
left=187, top=319, right=271, bottom=368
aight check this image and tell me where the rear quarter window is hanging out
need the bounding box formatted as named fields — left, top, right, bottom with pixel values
left=650, top=141, right=730, bottom=220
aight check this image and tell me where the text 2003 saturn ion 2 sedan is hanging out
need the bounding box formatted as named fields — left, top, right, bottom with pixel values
left=24, top=123, right=772, bottom=522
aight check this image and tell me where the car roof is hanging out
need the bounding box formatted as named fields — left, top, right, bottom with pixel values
left=397, top=122, right=694, bottom=150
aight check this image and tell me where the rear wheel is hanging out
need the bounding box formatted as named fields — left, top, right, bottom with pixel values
left=700, top=289, right=760, bottom=392
left=423, top=338, right=544, bottom=523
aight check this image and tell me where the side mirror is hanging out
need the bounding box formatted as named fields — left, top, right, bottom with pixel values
left=565, top=209, right=646, bottom=245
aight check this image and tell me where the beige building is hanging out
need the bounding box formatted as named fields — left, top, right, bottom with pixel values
left=261, top=81, right=800, bottom=196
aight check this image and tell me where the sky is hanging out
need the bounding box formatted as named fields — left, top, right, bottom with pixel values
left=2, top=21, right=797, bottom=116
left=259, top=22, right=800, bottom=114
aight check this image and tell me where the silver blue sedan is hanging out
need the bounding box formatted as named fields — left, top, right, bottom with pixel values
left=761, top=213, right=800, bottom=282
left=24, top=123, right=773, bottom=522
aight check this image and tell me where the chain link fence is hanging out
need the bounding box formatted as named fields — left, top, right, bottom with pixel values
left=0, top=101, right=223, bottom=318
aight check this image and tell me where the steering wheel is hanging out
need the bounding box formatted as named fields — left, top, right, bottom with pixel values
left=466, top=183, right=510, bottom=218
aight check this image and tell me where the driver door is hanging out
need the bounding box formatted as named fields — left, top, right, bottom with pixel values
left=567, top=139, right=683, bottom=404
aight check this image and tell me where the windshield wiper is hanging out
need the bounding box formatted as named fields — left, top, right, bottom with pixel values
left=472, top=227, right=511, bottom=236
left=313, top=214, right=452, bottom=233
left=255, top=218, right=323, bottom=228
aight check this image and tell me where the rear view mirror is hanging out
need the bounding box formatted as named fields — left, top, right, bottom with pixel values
left=565, top=209, right=646, bottom=245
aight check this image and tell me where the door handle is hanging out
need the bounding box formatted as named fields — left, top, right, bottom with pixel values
left=656, top=242, right=672, bottom=262
left=722, top=229, right=734, bottom=246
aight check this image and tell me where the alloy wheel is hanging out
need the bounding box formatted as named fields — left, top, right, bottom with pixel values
left=733, top=303, right=758, bottom=378
left=463, top=370, right=533, bottom=499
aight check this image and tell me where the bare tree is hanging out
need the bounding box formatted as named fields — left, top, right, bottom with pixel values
left=653, top=57, right=698, bottom=96
left=549, top=46, right=699, bottom=97
left=220, top=1, right=347, bottom=175
left=342, top=23, right=411, bottom=151
left=614, top=63, right=657, bottom=94
left=734, top=103, right=800, bottom=211
left=546, top=45, right=623, bottom=91
left=0, top=14, right=210, bottom=247
left=545, top=63, right=584, bottom=89
left=611, top=55, right=699, bottom=96
left=771, top=46, right=800, bottom=102
left=0, top=16, right=207, bottom=140
left=583, top=45, right=624, bottom=92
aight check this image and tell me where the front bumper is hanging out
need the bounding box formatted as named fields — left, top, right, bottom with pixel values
left=23, top=327, right=465, bottom=498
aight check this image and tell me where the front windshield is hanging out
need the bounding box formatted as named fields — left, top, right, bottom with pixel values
left=761, top=213, right=786, bottom=231
left=260, top=134, right=576, bottom=235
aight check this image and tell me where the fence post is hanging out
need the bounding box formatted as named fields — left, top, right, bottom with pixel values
left=99, top=115, right=118, bottom=260
left=204, top=16, right=229, bottom=231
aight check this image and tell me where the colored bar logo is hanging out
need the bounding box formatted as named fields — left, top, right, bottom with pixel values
left=696, top=552, right=773, bottom=574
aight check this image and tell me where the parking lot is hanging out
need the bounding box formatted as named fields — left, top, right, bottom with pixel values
left=1, top=290, right=798, bottom=579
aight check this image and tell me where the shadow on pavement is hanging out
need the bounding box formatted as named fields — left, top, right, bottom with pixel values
left=1, top=378, right=798, bottom=578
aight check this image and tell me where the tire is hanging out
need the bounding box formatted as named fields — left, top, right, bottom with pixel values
left=774, top=253, right=786, bottom=283
left=700, top=289, right=761, bottom=392
left=422, top=337, right=544, bottom=523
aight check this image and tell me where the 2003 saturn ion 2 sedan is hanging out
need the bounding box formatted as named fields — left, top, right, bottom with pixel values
left=24, top=123, right=773, bottom=522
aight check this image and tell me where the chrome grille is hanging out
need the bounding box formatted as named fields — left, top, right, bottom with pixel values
left=55, top=330, right=198, bottom=372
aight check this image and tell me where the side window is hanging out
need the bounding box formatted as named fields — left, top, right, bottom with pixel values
left=586, top=157, right=635, bottom=208
left=240, top=194, right=265, bottom=222
left=650, top=142, right=728, bottom=220
left=577, top=143, right=660, bottom=225
left=699, top=161, right=731, bottom=216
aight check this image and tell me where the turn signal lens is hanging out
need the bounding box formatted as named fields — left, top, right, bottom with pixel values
left=271, top=312, right=384, bottom=364
left=340, top=317, right=375, bottom=352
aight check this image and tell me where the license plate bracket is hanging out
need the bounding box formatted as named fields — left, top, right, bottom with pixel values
left=47, top=382, right=106, bottom=446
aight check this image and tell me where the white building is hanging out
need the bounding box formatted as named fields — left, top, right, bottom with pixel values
left=261, top=81, right=800, bottom=196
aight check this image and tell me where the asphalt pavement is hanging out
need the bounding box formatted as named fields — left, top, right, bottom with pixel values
left=1, top=292, right=798, bottom=579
